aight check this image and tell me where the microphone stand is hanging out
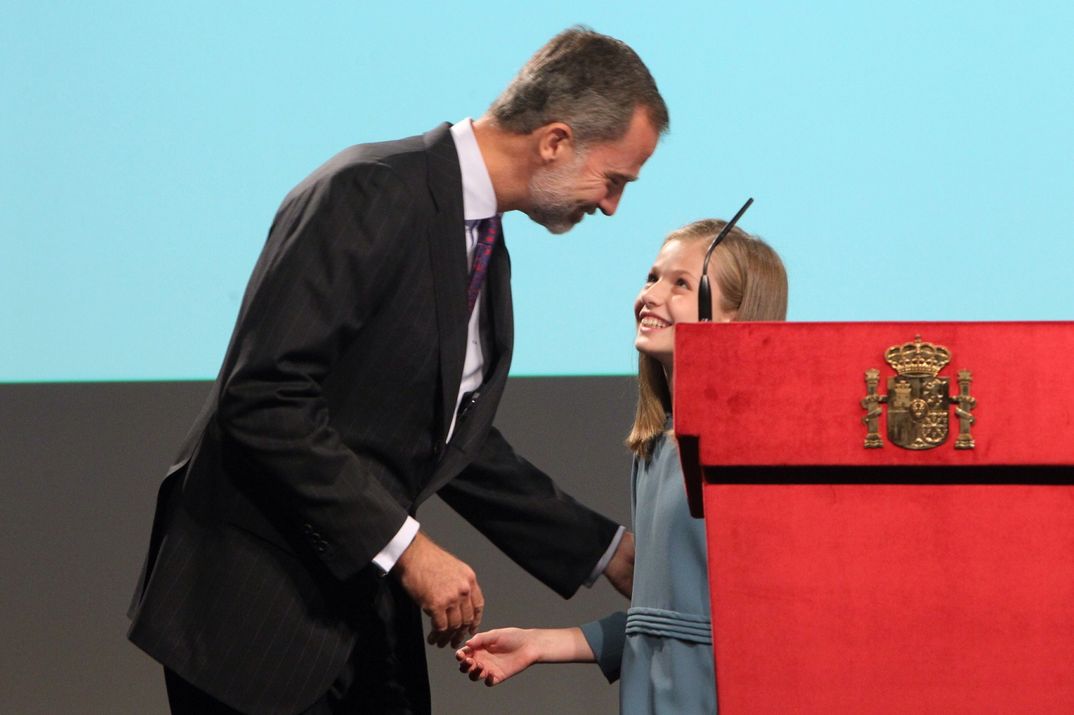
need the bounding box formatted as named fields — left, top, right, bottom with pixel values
left=698, top=197, right=754, bottom=321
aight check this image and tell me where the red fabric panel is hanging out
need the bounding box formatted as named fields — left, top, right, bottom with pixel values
left=705, top=484, right=1074, bottom=713
left=675, top=321, right=1074, bottom=467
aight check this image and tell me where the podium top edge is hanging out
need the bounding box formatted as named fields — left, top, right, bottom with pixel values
left=677, top=320, right=1074, bottom=327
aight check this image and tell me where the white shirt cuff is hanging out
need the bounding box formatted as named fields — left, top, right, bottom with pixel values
left=372, top=516, right=421, bottom=574
left=583, top=525, right=626, bottom=587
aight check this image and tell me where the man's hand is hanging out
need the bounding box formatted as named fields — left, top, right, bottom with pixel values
left=603, top=530, right=635, bottom=598
left=393, top=531, right=484, bottom=648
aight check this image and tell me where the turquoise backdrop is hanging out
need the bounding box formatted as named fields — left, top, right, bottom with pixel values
left=4, top=2, right=1072, bottom=381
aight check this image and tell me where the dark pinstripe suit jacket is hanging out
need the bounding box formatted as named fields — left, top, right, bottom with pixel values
left=127, top=124, right=619, bottom=714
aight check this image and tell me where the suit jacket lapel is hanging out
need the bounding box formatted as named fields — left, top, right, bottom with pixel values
left=423, top=124, right=468, bottom=445
left=483, top=232, right=513, bottom=381
left=416, top=230, right=515, bottom=506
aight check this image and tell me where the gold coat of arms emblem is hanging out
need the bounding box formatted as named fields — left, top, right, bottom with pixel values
left=861, top=336, right=976, bottom=450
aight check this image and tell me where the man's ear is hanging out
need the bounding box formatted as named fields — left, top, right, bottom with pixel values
left=535, top=122, right=574, bottom=163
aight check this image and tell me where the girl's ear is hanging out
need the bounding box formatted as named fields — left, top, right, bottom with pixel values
left=719, top=310, right=738, bottom=324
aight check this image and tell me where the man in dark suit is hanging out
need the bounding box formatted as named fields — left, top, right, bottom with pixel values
left=128, top=27, right=668, bottom=714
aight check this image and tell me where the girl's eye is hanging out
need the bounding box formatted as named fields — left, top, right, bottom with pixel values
left=676, top=278, right=690, bottom=288
left=645, top=273, right=657, bottom=284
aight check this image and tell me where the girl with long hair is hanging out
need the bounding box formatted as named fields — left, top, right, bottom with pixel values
left=456, top=219, right=788, bottom=713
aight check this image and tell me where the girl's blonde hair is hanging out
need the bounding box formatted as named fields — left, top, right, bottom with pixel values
left=626, top=219, right=788, bottom=459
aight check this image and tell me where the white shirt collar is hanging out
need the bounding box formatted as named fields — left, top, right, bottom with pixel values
left=450, top=118, right=498, bottom=222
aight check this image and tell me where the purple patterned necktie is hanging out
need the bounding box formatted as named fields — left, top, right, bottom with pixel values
left=466, top=215, right=501, bottom=316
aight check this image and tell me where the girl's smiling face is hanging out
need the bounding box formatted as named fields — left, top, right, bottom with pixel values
left=634, top=238, right=736, bottom=371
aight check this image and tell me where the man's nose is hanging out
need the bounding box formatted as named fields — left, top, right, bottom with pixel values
left=599, top=188, right=623, bottom=216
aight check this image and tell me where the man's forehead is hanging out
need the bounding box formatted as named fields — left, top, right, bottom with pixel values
left=595, top=135, right=656, bottom=176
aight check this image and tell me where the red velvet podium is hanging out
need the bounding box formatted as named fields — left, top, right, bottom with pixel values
left=674, top=322, right=1074, bottom=714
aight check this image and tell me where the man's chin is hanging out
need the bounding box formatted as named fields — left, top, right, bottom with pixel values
left=525, top=210, right=580, bottom=235
left=543, top=221, right=576, bottom=235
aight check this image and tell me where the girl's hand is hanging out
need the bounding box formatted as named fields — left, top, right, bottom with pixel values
left=456, top=628, right=539, bottom=686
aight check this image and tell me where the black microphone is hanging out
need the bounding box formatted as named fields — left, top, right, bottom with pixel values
left=698, top=197, right=754, bottom=321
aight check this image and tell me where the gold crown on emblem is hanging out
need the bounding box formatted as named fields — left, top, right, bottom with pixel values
left=884, top=335, right=951, bottom=377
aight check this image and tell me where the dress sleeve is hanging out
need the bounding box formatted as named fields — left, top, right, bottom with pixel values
left=580, top=611, right=627, bottom=683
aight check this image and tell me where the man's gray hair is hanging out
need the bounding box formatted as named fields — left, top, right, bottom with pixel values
left=488, top=27, right=669, bottom=145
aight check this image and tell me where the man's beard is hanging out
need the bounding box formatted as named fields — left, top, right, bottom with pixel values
left=526, top=153, right=590, bottom=235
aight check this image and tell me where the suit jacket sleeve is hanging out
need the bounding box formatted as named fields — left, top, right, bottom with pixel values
left=437, top=426, right=620, bottom=598
left=215, top=162, right=415, bottom=582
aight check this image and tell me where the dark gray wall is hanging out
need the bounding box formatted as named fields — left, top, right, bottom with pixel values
left=1, top=376, right=637, bottom=714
